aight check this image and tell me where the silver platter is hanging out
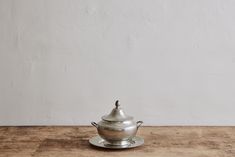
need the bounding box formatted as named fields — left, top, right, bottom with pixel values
left=89, top=136, right=144, bottom=149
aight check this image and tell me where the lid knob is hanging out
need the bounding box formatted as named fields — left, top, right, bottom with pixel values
left=115, top=100, right=120, bottom=109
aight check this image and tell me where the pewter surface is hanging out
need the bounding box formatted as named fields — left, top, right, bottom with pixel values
left=89, top=136, right=144, bottom=149
left=91, top=100, right=143, bottom=143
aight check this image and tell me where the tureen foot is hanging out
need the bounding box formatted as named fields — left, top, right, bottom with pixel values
left=104, top=140, right=131, bottom=146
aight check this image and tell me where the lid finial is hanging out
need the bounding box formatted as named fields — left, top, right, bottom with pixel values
left=115, top=100, right=120, bottom=109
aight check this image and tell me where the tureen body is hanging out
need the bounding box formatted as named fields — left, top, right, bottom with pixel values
left=91, top=100, right=143, bottom=146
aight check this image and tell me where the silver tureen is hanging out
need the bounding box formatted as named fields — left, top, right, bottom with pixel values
left=91, top=100, right=143, bottom=146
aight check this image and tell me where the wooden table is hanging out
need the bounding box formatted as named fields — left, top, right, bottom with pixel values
left=0, top=126, right=234, bottom=157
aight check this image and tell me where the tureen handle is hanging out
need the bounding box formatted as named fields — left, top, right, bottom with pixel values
left=137, top=121, right=143, bottom=129
left=91, top=122, right=98, bottom=128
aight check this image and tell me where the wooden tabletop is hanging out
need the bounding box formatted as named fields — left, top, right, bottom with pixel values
left=0, top=126, right=235, bottom=157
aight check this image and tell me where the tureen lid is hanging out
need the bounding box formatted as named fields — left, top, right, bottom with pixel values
left=102, top=100, right=133, bottom=122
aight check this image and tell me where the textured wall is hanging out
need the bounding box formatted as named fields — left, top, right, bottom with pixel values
left=0, top=0, right=235, bottom=126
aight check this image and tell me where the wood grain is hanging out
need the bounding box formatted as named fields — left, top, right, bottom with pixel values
left=0, top=126, right=234, bottom=157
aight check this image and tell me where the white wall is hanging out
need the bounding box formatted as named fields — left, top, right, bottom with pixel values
left=0, top=0, right=235, bottom=126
